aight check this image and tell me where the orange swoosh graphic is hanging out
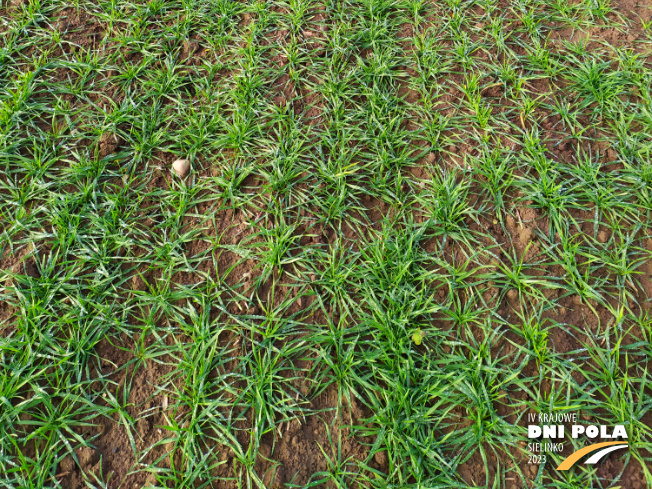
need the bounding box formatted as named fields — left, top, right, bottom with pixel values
left=557, top=442, right=628, bottom=470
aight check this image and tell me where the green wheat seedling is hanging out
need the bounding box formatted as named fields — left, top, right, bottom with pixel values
left=0, top=0, right=650, bottom=486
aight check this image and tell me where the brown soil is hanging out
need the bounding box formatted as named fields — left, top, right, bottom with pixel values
left=56, top=336, right=174, bottom=489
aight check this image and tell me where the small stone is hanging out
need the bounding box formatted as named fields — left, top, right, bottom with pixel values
left=507, top=289, right=518, bottom=301
left=172, top=159, right=190, bottom=177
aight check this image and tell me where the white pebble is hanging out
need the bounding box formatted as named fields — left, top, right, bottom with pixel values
left=172, top=159, right=190, bottom=177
